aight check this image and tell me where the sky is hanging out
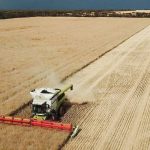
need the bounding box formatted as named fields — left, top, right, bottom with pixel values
left=0, top=0, right=150, bottom=10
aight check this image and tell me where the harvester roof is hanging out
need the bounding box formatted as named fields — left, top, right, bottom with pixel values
left=30, top=88, right=60, bottom=105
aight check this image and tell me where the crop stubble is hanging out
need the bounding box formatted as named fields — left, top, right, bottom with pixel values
left=64, top=25, right=150, bottom=149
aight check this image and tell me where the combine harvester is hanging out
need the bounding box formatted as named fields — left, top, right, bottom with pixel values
left=0, top=84, right=79, bottom=138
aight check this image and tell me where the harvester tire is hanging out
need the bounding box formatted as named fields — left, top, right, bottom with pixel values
left=59, top=105, right=66, bottom=116
left=51, top=113, right=58, bottom=121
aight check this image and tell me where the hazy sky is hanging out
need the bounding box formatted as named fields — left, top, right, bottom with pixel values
left=0, top=0, right=150, bottom=10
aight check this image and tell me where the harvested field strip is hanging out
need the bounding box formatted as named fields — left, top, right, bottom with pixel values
left=99, top=61, right=150, bottom=150
left=133, top=94, right=150, bottom=150
left=64, top=25, right=150, bottom=149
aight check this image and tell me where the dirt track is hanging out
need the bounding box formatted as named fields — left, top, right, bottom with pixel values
left=64, top=25, right=150, bottom=149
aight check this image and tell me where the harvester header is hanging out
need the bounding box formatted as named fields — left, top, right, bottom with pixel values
left=0, top=115, right=73, bottom=132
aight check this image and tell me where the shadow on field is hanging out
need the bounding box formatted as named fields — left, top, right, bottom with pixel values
left=9, top=99, right=93, bottom=125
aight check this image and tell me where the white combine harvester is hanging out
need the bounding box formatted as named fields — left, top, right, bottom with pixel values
left=30, top=84, right=73, bottom=120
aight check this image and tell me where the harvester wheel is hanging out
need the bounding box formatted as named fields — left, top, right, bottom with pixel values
left=51, top=113, right=58, bottom=121
left=59, top=105, right=66, bottom=116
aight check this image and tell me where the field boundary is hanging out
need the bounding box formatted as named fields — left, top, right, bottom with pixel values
left=61, top=25, right=149, bottom=82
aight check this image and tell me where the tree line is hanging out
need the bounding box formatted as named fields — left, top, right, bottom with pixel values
left=0, top=10, right=150, bottom=19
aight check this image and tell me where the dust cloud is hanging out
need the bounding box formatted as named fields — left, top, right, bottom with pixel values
left=33, top=52, right=62, bottom=88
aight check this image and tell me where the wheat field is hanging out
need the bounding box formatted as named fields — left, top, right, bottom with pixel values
left=0, top=17, right=150, bottom=149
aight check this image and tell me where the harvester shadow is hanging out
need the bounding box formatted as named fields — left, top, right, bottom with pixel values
left=9, top=100, right=32, bottom=117
left=59, top=100, right=88, bottom=121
